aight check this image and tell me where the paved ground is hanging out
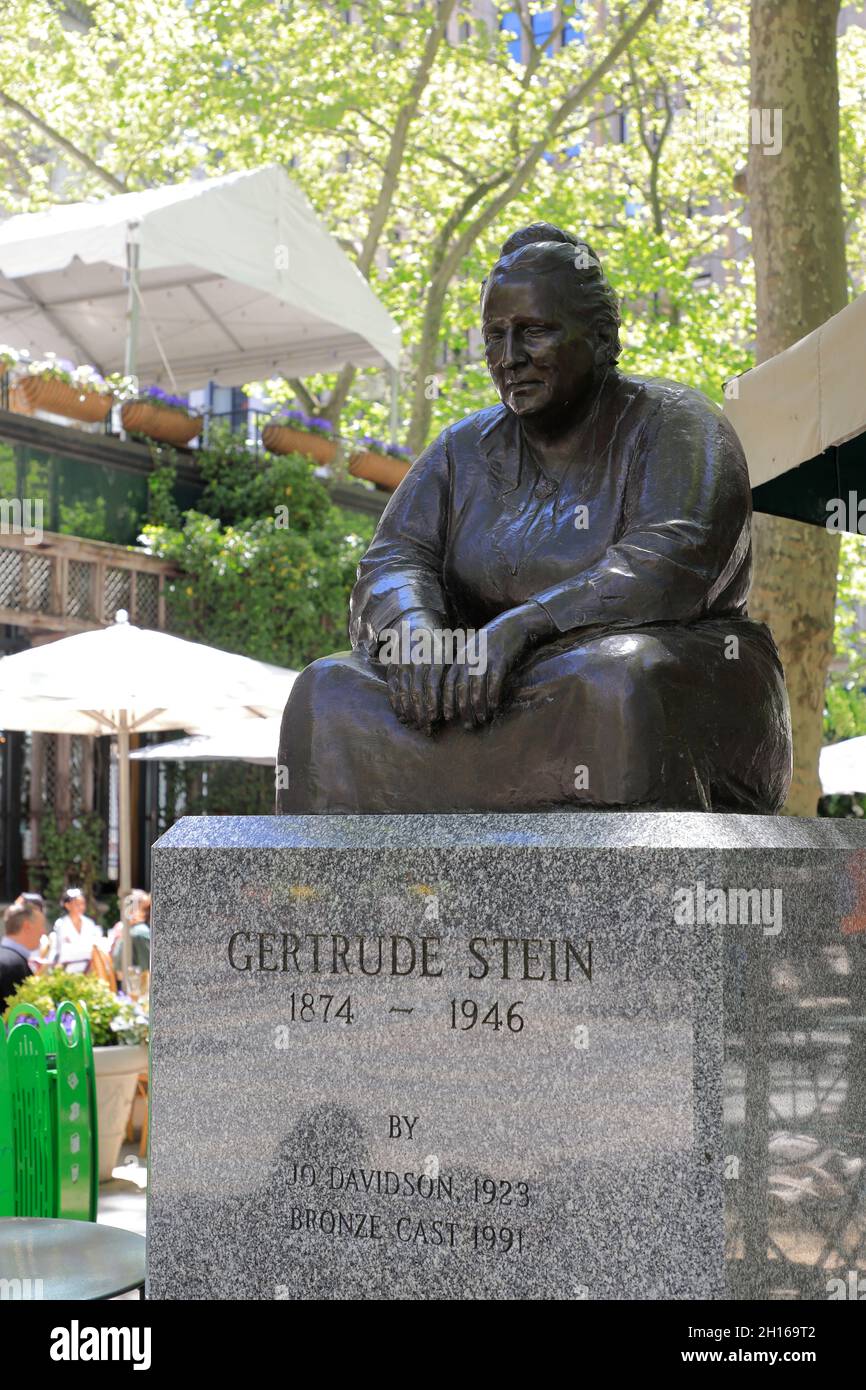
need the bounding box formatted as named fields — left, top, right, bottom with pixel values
left=98, top=1141, right=147, bottom=1237
left=98, top=1141, right=147, bottom=1297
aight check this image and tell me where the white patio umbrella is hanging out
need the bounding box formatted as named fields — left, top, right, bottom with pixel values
left=0, top=164, right=401, bottom=387
left=130, top=718, right=281, bottom=766
left=820, top=737, right=866, bottom=796
left=0, top=612, right=296, bottom=972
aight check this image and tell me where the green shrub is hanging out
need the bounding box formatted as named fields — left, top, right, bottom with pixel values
left=140, top=424, right=375, bottom=670
left=5, top=969, right=121, bottom=1046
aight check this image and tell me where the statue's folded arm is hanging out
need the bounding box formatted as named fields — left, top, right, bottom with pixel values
left=349, top=430, right=452, bottom=655
left=530, top=386, right=754, bottom=633
left=351, top=385, right=755, bottom=654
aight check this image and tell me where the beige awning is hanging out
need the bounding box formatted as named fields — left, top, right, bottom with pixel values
left=724, top=290, right=866, bottom=487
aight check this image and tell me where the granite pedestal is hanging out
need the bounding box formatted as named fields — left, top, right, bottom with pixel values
left=147, top=813, right=866, bottom=1300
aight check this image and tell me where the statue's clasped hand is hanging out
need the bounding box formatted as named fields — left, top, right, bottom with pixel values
left=383, top=603, right=554, bottom=734
left=442, top=610, right=530, bottom=729
left=382, top=608, right=449, bottom=736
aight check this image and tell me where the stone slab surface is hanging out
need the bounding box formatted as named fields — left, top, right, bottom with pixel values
left=147, top=813, right=866, bottom=1301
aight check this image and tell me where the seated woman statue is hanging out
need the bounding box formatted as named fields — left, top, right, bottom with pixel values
left=278, top=223, right=792, bottom=815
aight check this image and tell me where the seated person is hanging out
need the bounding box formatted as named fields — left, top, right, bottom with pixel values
left=107, top=889, right=151, bottom=957
left=13, top=892, right=51, bottom=973
left=109, top=889, right=150, bottom=989
left=278, top=224, right=792, bottom=815
left=0, top=898, right=44, bottom=1010
left=51, top=886, right=107, bottom=974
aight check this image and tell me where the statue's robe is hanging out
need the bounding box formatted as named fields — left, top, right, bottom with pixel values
left=278, top=370, right=792, bottom=814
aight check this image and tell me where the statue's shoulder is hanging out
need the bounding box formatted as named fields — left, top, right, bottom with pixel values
left=412, top=405, right=506, bottom=468
left=614, top=372, right=746, bottom=478
left=440, top=402, right=509, bottom=449
left=615, top=371, right=727, bottom=424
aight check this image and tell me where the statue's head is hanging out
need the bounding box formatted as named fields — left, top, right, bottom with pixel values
left=481, top=223, right=621, bottom=422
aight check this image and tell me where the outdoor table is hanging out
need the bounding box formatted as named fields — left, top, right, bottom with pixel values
left=0, top=1218, right=145, bottom=1299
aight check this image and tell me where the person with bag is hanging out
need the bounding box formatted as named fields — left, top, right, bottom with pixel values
left=51, top=886, right=110, bottom=976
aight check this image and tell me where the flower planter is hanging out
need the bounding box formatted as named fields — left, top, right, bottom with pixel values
left=94, top=1042, right=148, bottom=1180
left=10, top=373, right=113, bottom=423
left=121, top=400, right=203, bottom=446
left=262, top=423, right=337, bottom=467
left=348, top=448, right=411, bottom=491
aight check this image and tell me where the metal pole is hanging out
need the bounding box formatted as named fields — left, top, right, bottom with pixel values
left=118, top=709, right=132, bottom=983
left=124, top=226, right=141, bottom=382
left=121, top=225, right=140, bottom=442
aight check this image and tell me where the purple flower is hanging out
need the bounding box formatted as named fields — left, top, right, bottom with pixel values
left=273, top=406, right=333, bottom=436
left=144, top=384, right=191, bottom=411
left=360, top=434, right=412, bottom=460
left=12, top=1010, right=42, bottom=1029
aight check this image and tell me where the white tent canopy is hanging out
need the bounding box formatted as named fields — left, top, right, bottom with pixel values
left=820, top=737, right=866, bottom=796
left=0, top=165, right=401, bottom=388
left=724, top=289, right=866, bottom=489
left=131, top=718, right=281, bottom=766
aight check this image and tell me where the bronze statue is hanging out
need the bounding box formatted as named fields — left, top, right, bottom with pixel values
left=278, top=224, right=792, bottom=814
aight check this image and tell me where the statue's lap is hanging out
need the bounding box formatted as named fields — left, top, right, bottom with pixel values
left=279, top=617, right=790, bottom=815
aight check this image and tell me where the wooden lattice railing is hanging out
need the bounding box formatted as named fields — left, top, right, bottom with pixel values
left=0, top=530, right=175, bottom=635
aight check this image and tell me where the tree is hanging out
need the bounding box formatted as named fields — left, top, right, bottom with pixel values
left=263, top=0, right=756, bottom=446
left=401, top=0, right=663, bottom=451
left=746, top=0, right=849, bottom=814
left=0, top=0, right=201, bottom=205
left=0, top=2, right=764, bottom=447
left=159, top=1, right=665, bottom=445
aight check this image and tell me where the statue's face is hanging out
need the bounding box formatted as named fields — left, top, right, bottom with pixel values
left=482, top=269, right=602, bottom=420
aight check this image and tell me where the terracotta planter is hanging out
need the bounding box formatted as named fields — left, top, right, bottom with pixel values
left=261, top=423, right=337, bottom=467
left=94, top=1042, right=148, bottom=1180
left=121, top=400, right=203, bottom=446
left=10, top=373, right=113, bottom=423
left=348, top=448, right=411, bottom=491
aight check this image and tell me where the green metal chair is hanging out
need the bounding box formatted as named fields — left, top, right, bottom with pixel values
left=5, top=1002, right=58, bottom=1054
left=0, top=1025, right=14, bottom=1217
left=1, top=1001, right=97, bottom=1221
left=7, top=1022, right=53, bottom=1218
left=55, top=1003, right=96, bottom=1221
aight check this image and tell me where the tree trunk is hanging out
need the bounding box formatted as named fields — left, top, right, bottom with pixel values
left=407, top=273, right=451, bottom=456
left=747, top=0, right=847, bottom=814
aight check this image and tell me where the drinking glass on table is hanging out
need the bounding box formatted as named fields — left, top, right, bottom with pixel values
left=126, top=965, right=142, bottom=1001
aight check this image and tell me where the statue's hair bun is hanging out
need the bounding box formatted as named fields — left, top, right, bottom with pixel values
left=500, top=223, right=581, bottom=256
